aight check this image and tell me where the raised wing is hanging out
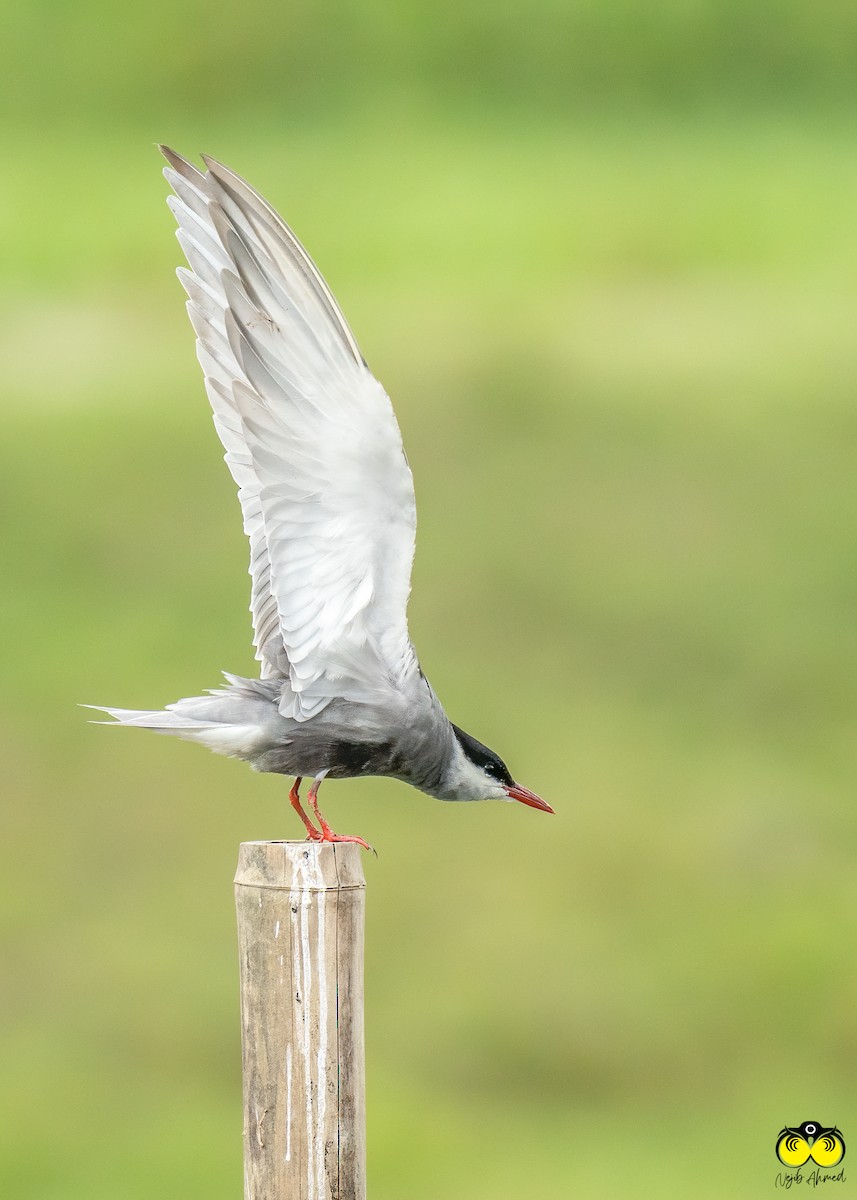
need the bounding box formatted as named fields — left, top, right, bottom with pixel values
left=160, top=148, right=418, bottom=720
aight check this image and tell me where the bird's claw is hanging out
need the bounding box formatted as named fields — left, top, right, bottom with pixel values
left=303, top=827, right=375, bottom=854
left=321, top=824, right=376, bottom=855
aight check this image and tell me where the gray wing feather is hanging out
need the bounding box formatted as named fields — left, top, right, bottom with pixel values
left=159, top=147, right=417, bottom=717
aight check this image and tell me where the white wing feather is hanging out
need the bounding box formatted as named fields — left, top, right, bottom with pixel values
left=160, top=148, right=418, bottom=720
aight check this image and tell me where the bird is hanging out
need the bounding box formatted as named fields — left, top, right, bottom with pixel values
left=89, top=147, right=553, bottom=850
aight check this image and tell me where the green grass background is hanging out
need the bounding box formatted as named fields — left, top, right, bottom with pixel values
left=3, top=4, right=857, bottom=1197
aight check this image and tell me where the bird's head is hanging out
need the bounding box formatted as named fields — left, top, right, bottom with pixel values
left=437, top=723, right=553, bottom=811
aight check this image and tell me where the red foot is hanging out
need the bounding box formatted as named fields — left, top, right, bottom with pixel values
left=316, top=818, right=375, bottom=855
left=289, top=777, right=375, bottom=853
left=309, top=778, right=375, bottom=854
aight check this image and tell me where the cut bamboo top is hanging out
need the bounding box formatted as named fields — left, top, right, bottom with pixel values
left=234, top=841, right=366, bottom=892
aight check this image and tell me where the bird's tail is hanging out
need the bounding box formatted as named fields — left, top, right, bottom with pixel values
left=83, top=674, right=281, bottom=760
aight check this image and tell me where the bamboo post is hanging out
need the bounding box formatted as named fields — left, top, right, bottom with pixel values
left=234, top=841, right=366, bottom=1200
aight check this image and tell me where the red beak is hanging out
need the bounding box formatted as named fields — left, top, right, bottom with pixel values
left=504, top=784, right=554, bottom=814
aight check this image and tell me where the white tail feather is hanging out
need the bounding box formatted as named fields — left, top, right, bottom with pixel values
left=83, top=676, right=281, bottom=759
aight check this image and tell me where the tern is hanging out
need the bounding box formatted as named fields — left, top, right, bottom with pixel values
left=91, top=147, right=552, bottom=849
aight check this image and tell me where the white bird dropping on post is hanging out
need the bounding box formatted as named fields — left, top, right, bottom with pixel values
left=89, top=148, right=553, bottom=846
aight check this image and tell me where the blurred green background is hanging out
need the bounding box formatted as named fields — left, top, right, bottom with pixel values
left=3, top=2, right=857, bottom=1197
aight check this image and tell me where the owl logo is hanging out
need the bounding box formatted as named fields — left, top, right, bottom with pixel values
left=776, top=1121, right=845, bottom=1168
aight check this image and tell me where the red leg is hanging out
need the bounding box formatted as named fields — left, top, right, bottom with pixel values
left=308, top=776, right=374, bottom=854
left=289, top=777, right=322, bottom=841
